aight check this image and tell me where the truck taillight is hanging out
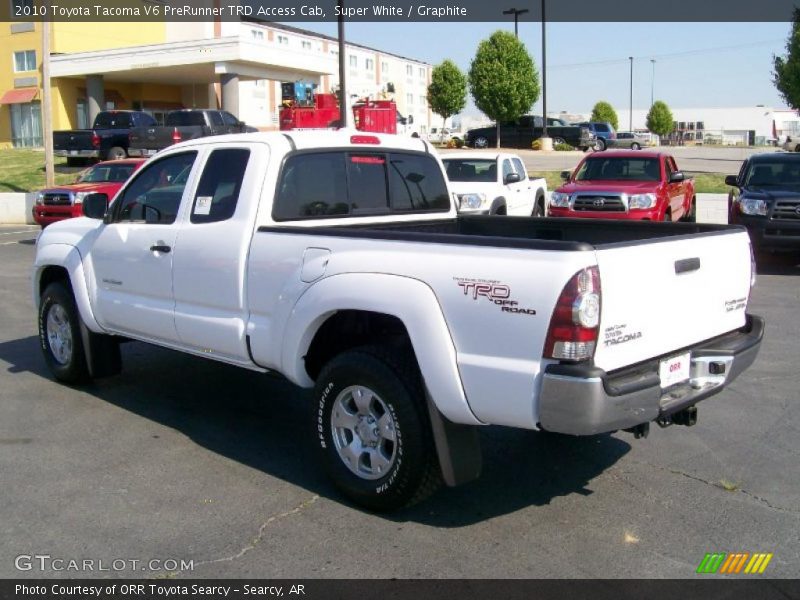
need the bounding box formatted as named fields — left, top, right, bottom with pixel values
left=171, top=127, right=182, bottom=144
left=91, top=132, right=100, bottom=148
left=544, top=266, right=601, bottom=361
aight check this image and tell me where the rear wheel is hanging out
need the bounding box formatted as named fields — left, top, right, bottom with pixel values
left=663, top=209, right=672, bottom=222
left=631, top=142, right=641, bottom=150
left=682, top=197, right=697, bottom=222
left=552, top=137, right=567, bottom=146
left=595, top=138, right=607, bottom=151
left=473, top=136, right=489, bottom=149
left=313, top=347, right=441, bottom=511
left=105, top=146, right=127, bottom=160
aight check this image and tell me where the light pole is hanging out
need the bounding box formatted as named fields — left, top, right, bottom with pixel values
left=502, top=7, right=529, bottom=38
left=540, top=0, right=549, bottom=148
left=628, top=56, right=634, bottom=133
left=337, top=0, right=348, bottom=128
left=650, top=59, right=656, bottom=107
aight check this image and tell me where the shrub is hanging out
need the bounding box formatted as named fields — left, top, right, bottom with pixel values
left=531, top=139, right=542, bottom=150
left=554, top=143, right=574, bottom=151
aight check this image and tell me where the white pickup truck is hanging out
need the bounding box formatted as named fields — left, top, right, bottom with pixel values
left=441, top=151, right=548, bottom=217
left=34, top=130, right=763, bottom=511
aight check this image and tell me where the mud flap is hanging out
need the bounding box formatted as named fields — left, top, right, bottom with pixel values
left=79, top=320, right=121, bottom=379
left=426, top=391, right=482, bottom=487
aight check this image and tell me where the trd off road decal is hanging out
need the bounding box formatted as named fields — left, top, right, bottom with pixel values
left=454, top=277, right=536, bottom=316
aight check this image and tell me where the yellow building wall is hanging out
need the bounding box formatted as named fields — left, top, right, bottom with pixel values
left=0, top=14, right=166, bottom=148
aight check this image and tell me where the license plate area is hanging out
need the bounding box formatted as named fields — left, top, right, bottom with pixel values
left=659, top=352, right=691, bottom=389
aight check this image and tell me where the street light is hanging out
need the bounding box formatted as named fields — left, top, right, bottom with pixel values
left=502, top=7, right=529, bottom=38
left=650, top=59, right=656, bottom=107
left=628, top=56, right=634, bottom=132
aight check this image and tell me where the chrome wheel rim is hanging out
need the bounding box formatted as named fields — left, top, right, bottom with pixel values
left=475, top=137, right=488, bottom=148
left=331, top=385, right=397, bottom=480
left=46, top=304, right=73, bottom=365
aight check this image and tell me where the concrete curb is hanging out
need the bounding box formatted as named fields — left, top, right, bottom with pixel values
left=0, top=193, right=36, bottom=225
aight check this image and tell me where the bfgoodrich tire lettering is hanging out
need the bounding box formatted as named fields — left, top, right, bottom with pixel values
left=313, top=347, right=441, bottom=511
left=38, top=282, right=90, bottom=384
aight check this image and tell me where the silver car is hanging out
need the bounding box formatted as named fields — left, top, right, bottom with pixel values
left=607, top=131, right=648, bottom=150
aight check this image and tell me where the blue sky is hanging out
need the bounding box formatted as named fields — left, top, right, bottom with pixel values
left=288, top=21, right=793, bottom=117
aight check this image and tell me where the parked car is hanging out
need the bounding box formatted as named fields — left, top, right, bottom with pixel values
left=426, top=127, right=461, bottom=144
left=34, top=130, right=761, bottom=510
left=550, top=150, right=696, bottom=222
left=441, top=151, right=548, bottom=216
left=32, top=158, right=146, bottom=228
left=607, top=131, right=648, bottom=150
left=781, top=136, right=800, bottom=152
left=578, top=122, right=617, bottom=150
left=464, top=116, right=595, bottom=151
left=128, top=109, right=255, bottom=157
left=726, top=152, right=800, bottom=252
left=54, top=110, right=157, bottom=165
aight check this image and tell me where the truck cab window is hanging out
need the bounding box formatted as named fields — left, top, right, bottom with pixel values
left=388, top=153, right=450, bottom=211
left=190, top=148, right=250, bottom=223
left=274, top=152, right=349, bottom=220
left=113, top=152, right=197, bottom=224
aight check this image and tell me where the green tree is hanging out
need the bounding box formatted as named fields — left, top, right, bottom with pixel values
left=590, top=101, right=619, bottom=130
left=427, top=60, right=467, bottom=138
left=773, top=8, right=800, bottom=111
left=646, top=100, right=674, bottom=138
left=468, top=30, right=540, bottom=148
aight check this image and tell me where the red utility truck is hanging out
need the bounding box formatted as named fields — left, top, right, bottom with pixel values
left=550, top=150, right=696, bottom=222
left=278, top=82, right=404, bottom=134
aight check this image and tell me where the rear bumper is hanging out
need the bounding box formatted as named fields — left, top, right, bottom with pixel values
left=127, top=148, right=160, bottom=157
left=538, top=314, right=764, bottom=436
left=54, top=149, right=98, bottom=158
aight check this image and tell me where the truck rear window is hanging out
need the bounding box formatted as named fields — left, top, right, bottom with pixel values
left=165, top=112, right=206, bottom=127
left=94, top=112, right=132, bottom=128
left=272, top=151, right=450, bottom=221
left=576, top=157, right=661, bottom=181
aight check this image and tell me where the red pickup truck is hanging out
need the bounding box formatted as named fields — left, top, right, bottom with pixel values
left=33, top=158, right=145, bottom=228
left=550, top=150, right=696, bottom=222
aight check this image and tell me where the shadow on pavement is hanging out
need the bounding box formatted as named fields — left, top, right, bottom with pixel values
left=0, top=335, right=631, bottom=526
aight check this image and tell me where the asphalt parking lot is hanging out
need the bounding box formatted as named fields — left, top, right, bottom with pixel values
left=1, top=224, right=799, bottom=579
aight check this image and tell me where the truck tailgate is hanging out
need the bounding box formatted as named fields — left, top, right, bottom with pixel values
left=593, top=229, right=753, bottom=372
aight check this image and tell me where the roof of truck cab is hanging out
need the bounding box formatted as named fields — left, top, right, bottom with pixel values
left=439, top=151, right=519, bottom=161
left=585, top=150, right=665, bottom=159
left=170, top=129, right=432, bottom=153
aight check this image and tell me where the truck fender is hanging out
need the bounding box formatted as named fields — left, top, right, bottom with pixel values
left=281, top=272, right=483, bottom=426
left=33, top=243, right=102, bottom=334
left=489, top=197, right=507, bottom=215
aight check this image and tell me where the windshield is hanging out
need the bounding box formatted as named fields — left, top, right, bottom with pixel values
left=745, top=161, right=800, bottom=186
left=77, top=164, right=137, bottom=183
left=443, top=159, right=497, bottom=182
left=575, top=157, right=661, bottom=181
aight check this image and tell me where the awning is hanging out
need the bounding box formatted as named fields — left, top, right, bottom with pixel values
left=77, top=88, right=126, bottom=104
left=0, top=87, right=39, bottom=104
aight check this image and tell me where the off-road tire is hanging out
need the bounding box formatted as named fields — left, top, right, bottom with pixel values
left=313, top=346, right=441, bottom=511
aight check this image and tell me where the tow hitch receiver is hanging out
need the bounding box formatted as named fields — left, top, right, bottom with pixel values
left=657, top=405, right=698, bottom=428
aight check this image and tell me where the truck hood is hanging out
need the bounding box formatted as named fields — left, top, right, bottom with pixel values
left=741, top=187, right=800, bottom=200
left=42, top=182, right=122, bottom=195
left=38, top=216, right=105, bottom=249
left=557, top=180, right=659, bottom=194
left=448, top=181, right=501, bottom=196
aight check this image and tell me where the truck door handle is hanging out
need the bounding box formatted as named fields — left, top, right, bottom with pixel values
left=674, top=257, right=700, bottom=274
left=150, top=244, right=171, bottom=253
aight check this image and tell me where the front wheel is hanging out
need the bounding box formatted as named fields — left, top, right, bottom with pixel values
left=473, top=136, right=489, bottom=149
left=631, top=142, right=641, bottom=150
left=39, top=283, right=90, bottom=384
left=105, top=146, right=127, bottom=160
left=532, top=194, right=545, bottom=217
left=552, top=137, right=567, bottom=146
left=313, top=347, right=441, bottom=511
left=595, top=138, right=607, bottom=151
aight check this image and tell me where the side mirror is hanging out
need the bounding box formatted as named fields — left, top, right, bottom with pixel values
left=560, top=170, right=572, bottom=181
left=82, top=193, right=109, bottom=219
left=504, top=172, right=521, bottom=185
left=724, top=175, right=739, bottom=187
left=669, top=171, right=685, bottom=183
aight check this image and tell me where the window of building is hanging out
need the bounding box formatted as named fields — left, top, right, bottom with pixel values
left=349, top=55, right=358, bottom=68
left=13, top=49, right=36, bottom=72
left=251, top=29, right=264, bottom=41
left=406, top=93, right=413, bottom=105
left=406, top=65, right=413, bottom=76
left=419, top=67, right=425, bottom=78
left=190, top=149, right=250, bottom=224
left=76, top=100, right=89, bottom=130
left=301, top=40, right=312, bottom=50
left=419, top=95, right=426, bottom=108
left=696, top=121, right=705, bottom=130
left=365, top=58, right=374, bottom=71
left=113, top=152, right=197, bottom=225
left=277, top=35, right=289, bottom=45
left=10, top=101, right=41, bottom=147
left=331, top=49, right=339, bottom=57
